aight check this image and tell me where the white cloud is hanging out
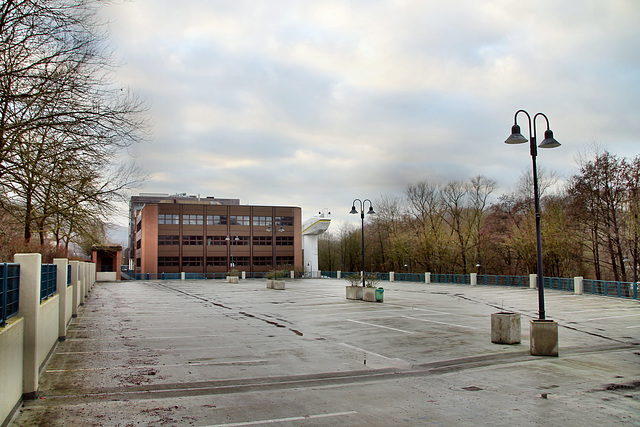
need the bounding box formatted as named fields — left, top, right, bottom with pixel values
left=101, top=0, right=640, bottom=228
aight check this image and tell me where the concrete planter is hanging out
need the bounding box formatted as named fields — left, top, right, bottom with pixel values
left=530, top=319, right=559, bottom=356
left=266, top=279, right=273, bottom=289
left=226, top=276, right=239, bottom=284
left=363, top=287, right=377, bottom=302
left=491, top=312, right=521, bottom=344
left=272, top=280, right=285, bottom=290
left=346, top=286, right=363, bottom=300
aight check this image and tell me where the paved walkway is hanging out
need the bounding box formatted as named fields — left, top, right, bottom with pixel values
left=10, top=278, right=640, bottom=426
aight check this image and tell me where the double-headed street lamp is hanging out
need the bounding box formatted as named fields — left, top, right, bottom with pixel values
left=505, top=109, right=560, bottom=320
left=350, top=198, right=375, bottom=288
left=225, top=235, right=239, bottom=268
left=266, top=223, right=285, bottom=274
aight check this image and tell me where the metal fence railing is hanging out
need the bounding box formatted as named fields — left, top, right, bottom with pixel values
left=118, top=266, right=639, bottom=301
left=40, top=264, right=57, bottom=302
left=583, top=279, right=637, bottom=299
left=1, top=263, right=20, bottom=327
left=431, top=274, right=471, bottom=285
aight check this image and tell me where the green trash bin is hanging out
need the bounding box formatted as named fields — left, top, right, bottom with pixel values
left=375, top=287, right=384, bottom=302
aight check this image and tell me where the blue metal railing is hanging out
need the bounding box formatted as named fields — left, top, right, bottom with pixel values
left=1, top=263, right=20, bottom=327
left=431, top=274, right=471, bottom=284
left=397, top=273, right=425, bottom=282
left=476, top=275, right=528, bottom=287
left=583, top=279, right=637, bottom=299
left=40, top=264, right=57, bottom=302
left=118, top=267, right=639, bottom=301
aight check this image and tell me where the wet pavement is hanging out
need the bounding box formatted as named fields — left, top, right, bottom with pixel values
left=9, top=278, right=640, bottom=426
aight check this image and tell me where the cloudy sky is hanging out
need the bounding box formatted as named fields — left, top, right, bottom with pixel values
left=100, top=0, right=640, bottom=229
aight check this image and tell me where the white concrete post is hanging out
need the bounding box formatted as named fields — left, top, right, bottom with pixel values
left=89, top=263, right=95, bottom=290
left=574, top=276, right=583, bottom=295
left=390, top=271, right=395, bottom=282
left=470, top=272, right=477, bottom=286
left=69, top=261, right=80, bottom=316
left=14, top=253, right=42, bottom=399
left=529, top=274, right=537, bottom=289
left=181, top=272, right=186, bottom=280
left=242, top=271, right=246, bottom=280
left=337, top=270, right=341, bottom=279
left=78, top=263, right=86, bottom=305
left=84, top=262, right=91, bottom=296
left=425, top=272, right=431, bottom=284
left=54, top=258, right=69, bottom=340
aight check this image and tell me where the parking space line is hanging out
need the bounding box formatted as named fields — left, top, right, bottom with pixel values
left=204, top=411, right=359, bottom=426
left=345, top=319, right=414, bottom=334
left=402, top=315, right=478, bottom=330
left=586, top=314, right=640, bottom=321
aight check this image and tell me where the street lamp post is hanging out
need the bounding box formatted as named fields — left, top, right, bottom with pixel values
left=505, top=109, right=560, bottom=320
left=226, top=236, right=239, bottom=269
left=350, top=199, right=375, bottom=287
left=266, top=224, right=285, bottom=276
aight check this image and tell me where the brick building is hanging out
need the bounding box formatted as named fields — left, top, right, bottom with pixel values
left=132, top=196, right=302, bottom=275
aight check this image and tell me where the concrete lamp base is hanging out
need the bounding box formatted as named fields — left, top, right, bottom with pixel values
left=346, top=286, right=363, bottom=300
left=491, top=312, right=521, bottom=344
left=530, top=319, right=559, bottom=357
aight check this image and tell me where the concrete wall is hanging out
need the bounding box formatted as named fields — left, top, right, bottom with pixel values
left=37, top=296, right=59, bottom=371
left=1, top=255, right=95, bottom=427
left=0, top=317, right=24, bottom=427
left=97, top=272, right=117, bottom=282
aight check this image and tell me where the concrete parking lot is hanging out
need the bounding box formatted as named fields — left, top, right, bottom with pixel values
left=9, top=278, right=640, bottom=426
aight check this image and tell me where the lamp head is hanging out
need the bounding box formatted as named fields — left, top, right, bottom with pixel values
left=367, top=206, right=376, bottom=215
left=349, top=206, right=358, bottom=214
left=538, top=129, right=561, bottom=148
left=505, top=124, right=528, bottom=144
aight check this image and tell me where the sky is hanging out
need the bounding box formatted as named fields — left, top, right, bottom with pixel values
left=99, top=0, right=640, bottom=231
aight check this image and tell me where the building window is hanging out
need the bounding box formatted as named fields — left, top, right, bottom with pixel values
left=277, top=256, right=295, bottom=266
left=252, top=216, right=272, bottom=226
left=276, top=236, right=294, bottom=246
left=207, top=215, right=227, bottom=225
left=183, top=235, right=204, bottom=245
left=182, top=257, right=203, bottom=267
left=275, top=216, right=294, bottom=226
left=229, top=215, right=250, bottom=226
left=235, top=236, right=250, bottom=246
left=158, top=257, right=180, bottom=267
left=206, top=236, right=227, bottom=246
left=253, top=256, right=272, bottom=266
left=233, top=256, right=250, bottom=267
left=253, top=236, right=272, bottom=246
left=159, top=214, right=180, bottom=224
left=206, top=256, right=227, bottom=267
left=183, top=214, right=203, bottom=225
left=158, top=235, right=179, bottom=246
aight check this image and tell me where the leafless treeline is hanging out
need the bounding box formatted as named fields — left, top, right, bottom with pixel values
left=0, top=0, right=146, bottom=259
left=320, top=150, right=640, bottom=282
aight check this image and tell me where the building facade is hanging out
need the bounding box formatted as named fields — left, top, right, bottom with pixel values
left=133, top=200, right=302, bottom=275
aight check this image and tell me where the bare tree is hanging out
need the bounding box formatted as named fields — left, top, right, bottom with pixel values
left=0, top=0, right=147, bottom=252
